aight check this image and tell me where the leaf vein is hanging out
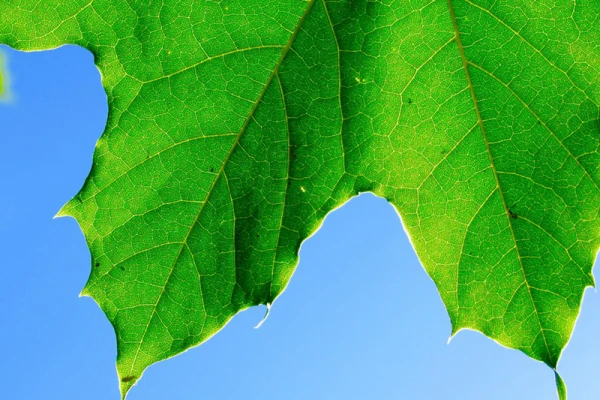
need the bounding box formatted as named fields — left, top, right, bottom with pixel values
left=447, top=0, right=552, bottom=365
left=127, top=0, right=318, bottom=375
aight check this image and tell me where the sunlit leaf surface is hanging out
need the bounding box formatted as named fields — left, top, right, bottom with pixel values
left=2, top=1, right=599, bottom=398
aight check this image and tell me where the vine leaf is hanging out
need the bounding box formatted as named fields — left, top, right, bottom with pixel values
left=2, top=0, right=599, bottom=399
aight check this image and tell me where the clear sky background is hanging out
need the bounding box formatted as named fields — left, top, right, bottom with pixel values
left=0, top=45, right=599, bottom=400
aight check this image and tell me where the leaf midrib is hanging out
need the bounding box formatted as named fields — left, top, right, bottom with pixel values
left=446, top=0, right=553, bottom=365
left=126, top=0, right=318, bottom=378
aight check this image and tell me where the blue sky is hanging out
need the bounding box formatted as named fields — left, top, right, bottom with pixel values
left=0, top=45, right=599, bottom=400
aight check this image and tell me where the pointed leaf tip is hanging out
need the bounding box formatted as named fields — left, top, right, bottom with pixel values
left=554, top=370, right=567, bottom=400
left=254, top=303, right=272, bottom=329
left=120, top=375, right=138, bottom=400
left=54, top=204, right=72, bottom=219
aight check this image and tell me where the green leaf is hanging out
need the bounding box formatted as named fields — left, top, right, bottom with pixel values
left=555, top=371, right=568, bottom=400
left=2, top=0, right=599, bottom=398
left=0, top=64, right=4, bottom=96
left=0, top=52, right=7, bottom=99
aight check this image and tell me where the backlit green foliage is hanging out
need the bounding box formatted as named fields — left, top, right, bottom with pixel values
left=0, top=54, right=6, bottom=97
left=2, top=1, right=599, bottom=399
